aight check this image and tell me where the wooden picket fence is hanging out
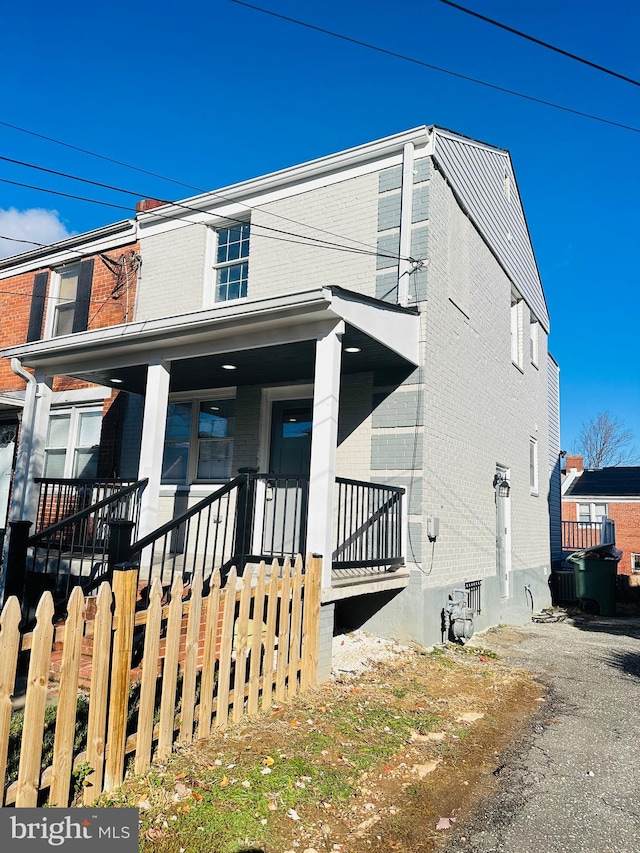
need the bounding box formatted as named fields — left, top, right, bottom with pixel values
left=0, top=554, right=321, bottom=808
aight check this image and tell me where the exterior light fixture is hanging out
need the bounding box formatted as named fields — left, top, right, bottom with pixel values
left=493, top=472, right=511, bottom=497
left=344, top=346, right=361, bottom=353
left=221, top=364, right=237, bottom=370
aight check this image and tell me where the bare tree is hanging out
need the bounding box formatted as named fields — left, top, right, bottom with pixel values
left=574, top=411, right=638, bottom=468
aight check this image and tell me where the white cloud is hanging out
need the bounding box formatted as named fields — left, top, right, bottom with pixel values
left=0, top=208, right=73, bottom=259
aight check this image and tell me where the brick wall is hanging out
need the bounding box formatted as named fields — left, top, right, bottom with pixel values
left=563, top=498, right=640, bottom=575
left=0, top=243, right=139, bottom=393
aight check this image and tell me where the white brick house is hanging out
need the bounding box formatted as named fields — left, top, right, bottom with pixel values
left=1, top=126, right=557, bottom=673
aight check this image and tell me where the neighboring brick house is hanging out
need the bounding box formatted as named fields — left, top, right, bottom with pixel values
left=1, top=126, right=559, bottom=672
left=0, top=220, right=140, bottom=528
left=562, top=454, right=640, bottom=576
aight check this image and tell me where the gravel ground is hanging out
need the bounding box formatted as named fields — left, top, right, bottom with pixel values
left=441, top=614, right=640, bottom=853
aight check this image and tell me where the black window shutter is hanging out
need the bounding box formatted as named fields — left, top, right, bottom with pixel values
left=26, top=271, right=49, bottom=342
left=72, top=258, right=94, bottom=333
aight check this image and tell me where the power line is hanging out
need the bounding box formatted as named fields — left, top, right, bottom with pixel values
left=437, top=0, right=640, bottom=88
left=0, top=120, right=203, bottom=192
left=0, top=176, right=134, bottom=211
left=230, top=1, right=640, bottom=135
left=0, top=119, right=397, bottom=259
left=0, top=154, right=409, bottom=263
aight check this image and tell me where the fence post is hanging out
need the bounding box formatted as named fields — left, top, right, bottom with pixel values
left=233, top=468, right=257, bottom=570
left=3, top=520, right=32, bottom=603
left=104, top=563, right=138, bottom=792
left=107, top=519, right=134, bottom=582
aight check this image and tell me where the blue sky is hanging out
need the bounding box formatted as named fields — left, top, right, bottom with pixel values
left=0, top=0, right=638, bottom=452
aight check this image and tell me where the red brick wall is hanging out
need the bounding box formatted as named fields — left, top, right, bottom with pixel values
left=562, top=499, right=640, bottom=575
left=608, top=501, right=640, bottom=575
left=0, top=242, right=139, bottom=394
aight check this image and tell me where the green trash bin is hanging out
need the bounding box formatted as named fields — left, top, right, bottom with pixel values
left=568, top=545, right=622, bottom=616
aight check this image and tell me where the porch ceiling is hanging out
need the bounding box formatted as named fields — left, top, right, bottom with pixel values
left=61, top=325, right=414, bottom=394
left=1, top=286, right=420, bottom=395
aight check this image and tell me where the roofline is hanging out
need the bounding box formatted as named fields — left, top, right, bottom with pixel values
left=0, top=219, right=138, bottom=278
left=562, top=494, right=640, bottom=502
left=138, top=127, right=432, bottom=223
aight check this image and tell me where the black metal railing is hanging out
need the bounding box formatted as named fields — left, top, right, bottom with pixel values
left=332, top=478, right=404, bottom=570
left=126, top=472, right=310, bottom=604
left=4, top=479, right=147, bottom=621
left=34, top=478, right=139, bottom=533
left=562, top=518, right=616, bottom=553
left=465, top=579, right=482, bottom=614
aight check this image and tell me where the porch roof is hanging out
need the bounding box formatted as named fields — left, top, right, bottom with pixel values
left=2, top=286, right=420, bottom=394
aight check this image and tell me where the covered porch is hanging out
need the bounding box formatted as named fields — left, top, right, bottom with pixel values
left=2, top=286, right=420, bottom=603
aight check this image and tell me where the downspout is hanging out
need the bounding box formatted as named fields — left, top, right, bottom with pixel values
left=9, top=358, right=37, bottom=520
left=397, top=142, right=415, bottom=308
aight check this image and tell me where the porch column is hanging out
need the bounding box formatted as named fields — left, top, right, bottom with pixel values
left=137, top=359, right=171, bottom=541
left=18, top=372, right=53, bottom=523
left=306, top=322, right=344, bottom=589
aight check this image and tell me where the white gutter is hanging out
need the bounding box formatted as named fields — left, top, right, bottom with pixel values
left=9, top=358, right=37, bottom=519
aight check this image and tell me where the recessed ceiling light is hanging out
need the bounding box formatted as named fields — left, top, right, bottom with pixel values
left=221, top=364, right=237, bottom=370
left=344, top=346, right=361, bottom=353
left=111, top=378, right=123, bottom=384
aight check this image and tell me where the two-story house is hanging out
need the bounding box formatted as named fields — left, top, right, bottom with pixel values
left=0, top=126, right=557, bottom=677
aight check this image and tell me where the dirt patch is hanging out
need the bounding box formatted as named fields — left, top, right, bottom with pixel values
left=99, top=635, right=544, bottom=853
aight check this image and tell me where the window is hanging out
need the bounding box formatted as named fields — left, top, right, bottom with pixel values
left=50, top=260, right=94, bottom=337
left=43, top=408, right=102, bottom=478
left=577, top=503, right=608, bottom=524
left=631, top=554, right=640, bottom=573
left=511, top=295, right=523, bottom=367
left=530, top=315, right=539, bottom=366
left=215, top=224, right=249, bottom=302
left=161, top=398, right=235, bottom=484
left=529, top=437, right=538, bottom=495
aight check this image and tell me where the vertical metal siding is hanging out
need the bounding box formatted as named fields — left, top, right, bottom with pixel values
left=547, top=354, right=562, bottom=561
left=432, top=129, right=550, bottom=332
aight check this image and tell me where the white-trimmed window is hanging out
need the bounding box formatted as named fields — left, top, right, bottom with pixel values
left=631, top=553, right=640, bottom=573
left=529, top=437, right=538, bottom=495
left=214, top=223, right=249, bottom=302
left=530, top=315, right=539, bottom=366
left=162, top=396, right=235, bottom=484
left=511, top=295, right=523, bottom=367
left=43, top=407, right=102, bottom=478
left=577, top=502, right=608, bottom=524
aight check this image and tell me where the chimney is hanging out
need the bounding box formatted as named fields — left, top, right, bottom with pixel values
left=136, top=198, right=165, bottom=213
left=565, top=454, right=584, bottom=473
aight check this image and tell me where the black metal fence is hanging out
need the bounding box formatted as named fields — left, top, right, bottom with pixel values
left=562, top=519, right=616, bottom=553
left=332, top=478, right=404, bottom=570
left=4, top=479, right=147, bottom=621
left=34, top=478, right=139, bottom=533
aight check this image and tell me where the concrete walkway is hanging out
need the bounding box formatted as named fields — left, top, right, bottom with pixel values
left=446, top=614, right=640, bottom=853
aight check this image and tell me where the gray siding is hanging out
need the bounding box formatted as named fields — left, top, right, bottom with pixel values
left=433, top=129, right=549, bottom=332
left=548, top=354, right=562, bottom=561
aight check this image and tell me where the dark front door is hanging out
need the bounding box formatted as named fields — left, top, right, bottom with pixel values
left=263, top=400, right=313, bottom=557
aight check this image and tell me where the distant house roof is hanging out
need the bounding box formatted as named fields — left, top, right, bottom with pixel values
left=564, top=467, right=640, bottom=498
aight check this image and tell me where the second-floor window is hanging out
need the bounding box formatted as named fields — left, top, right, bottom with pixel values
left=215, top=223, right=249, bottom=302
left=577, top=502, right=608, bottom=524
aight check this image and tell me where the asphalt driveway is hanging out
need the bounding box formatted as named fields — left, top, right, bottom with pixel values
left=444, top=613, right=640, bottom=853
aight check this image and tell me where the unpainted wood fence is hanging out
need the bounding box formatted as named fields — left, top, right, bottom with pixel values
left=0, top=554, right=321, bottom=808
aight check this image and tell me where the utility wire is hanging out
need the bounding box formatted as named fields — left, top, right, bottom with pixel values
left=0, top=119, right=396, bottom=259
left=230, top=1, right=640, bottom=135
left=0, top=154, right=409, bottom=263
left=437, top=0, right=640, bottom=88
left=0, top=176, right=133, bottom=211
left=0, top=120, right=203, bottom=191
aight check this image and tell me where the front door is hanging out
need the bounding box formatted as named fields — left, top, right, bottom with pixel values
left=0, top=422, right=18, bottom=530
left=262, top=400, right=313, bottom=557
left=495, top=467, right=511, bottom=598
